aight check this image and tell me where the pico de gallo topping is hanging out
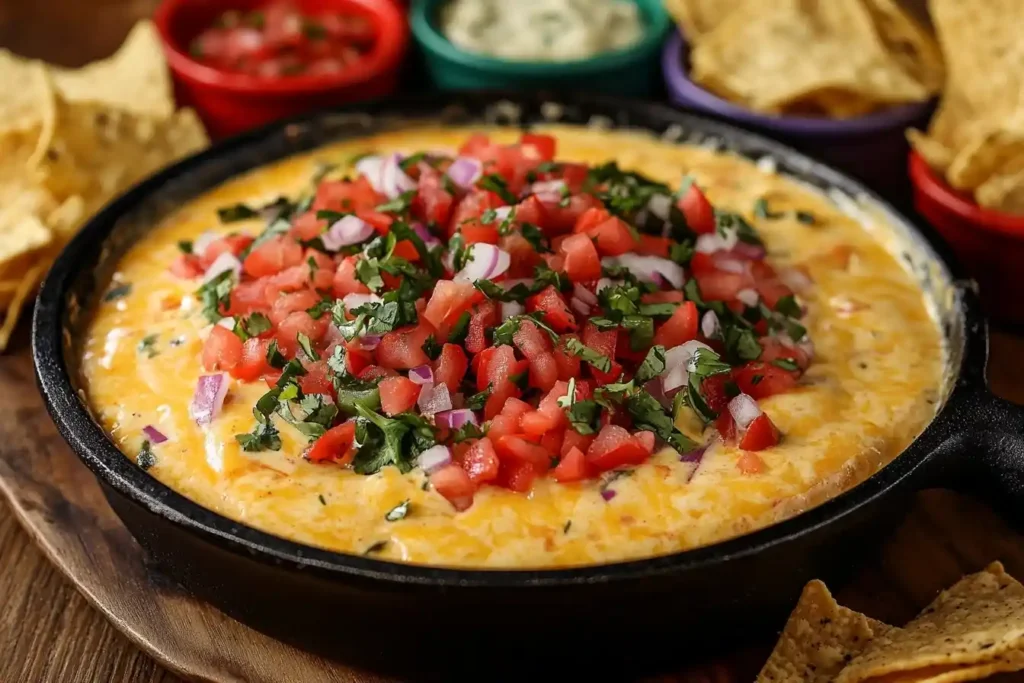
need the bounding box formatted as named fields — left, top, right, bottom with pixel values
left=188, top=1, right=375, bottom=78
left=174, top=132, right=814, bottom=511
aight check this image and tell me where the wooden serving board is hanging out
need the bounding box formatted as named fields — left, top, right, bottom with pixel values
left=1, top=329, right=1024, bottom=682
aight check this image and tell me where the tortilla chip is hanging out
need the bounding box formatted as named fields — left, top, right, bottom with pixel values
left=49, top=21, right=174, bottom=121
left=835, top=562, right=1024, bottom=683
left=757, top=580, right=895, bottom=683
left=0, top=260, right=45, bottom=350
left=36, top=97, right=208, bottom=208
left=907, top=129, right=956, bottom=175
left=690, top=0, right=931, bottom=115
left=945, top=127, right=1024, bottom=191
left=976, top=165, right=1024, bottom=214
left=860, top=0, right=945, bottom=93
left=662, top=0, right=743, bottom=42
left=0, top=52, right=55, bottom=136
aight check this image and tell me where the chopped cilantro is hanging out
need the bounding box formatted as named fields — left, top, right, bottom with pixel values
left=326, top=345, right=347, bottom=375
left=177, top=240, right=194, bottom=254
left=195, top=270, right=235, bottom=323
left=306, top=298, right=333, bottom=320
left=137, top=440, right=156, bottom=470
left=772, top=358, right=800, bottom=372
left=564, top=337, right=612, bottom=373
left=753, top=197, right=784, bottom=219
left=421, top=335, right=443, bottom=361
left=477, top=173, right=517, bottom=204
left=625, top=392, right=697, bottom=452
left=234, top=312, right=271, bottom=342
left=774, top=294, right=802, bottom=319
left=236, top=419, right=282, bottom=452
left=635, top=345, right=666, bottom=384
left=352, top=406, right=436, bottom=475
left=103, top=282, right=132, bottom=302
left=447, top=311, right=471, bottom=344
left=297, top=332, right=319, bottom=361
left=465, top=385, right=491, bottom=411
left=137, top=334, right=159, bottom=359
left=375, top=190, right=417, bottom=214
left=452, top=422, right=485, bottom=442
left=217, top=203, right=259, bottom=223
left=266, top=339, right=287, bottom=369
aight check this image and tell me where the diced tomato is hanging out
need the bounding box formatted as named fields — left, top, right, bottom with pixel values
left=392, top=240, right=420, bottom=262
left=344, top=340, right=373, bottom=375
left=733, top=362, right=797, bottom=399
left=358, top=364, right=396, bottom=382
left=487, top=413, right=519, bottom=441
left=636, top=235, right=672, bottom=258
left=433, top=343, right=468, bottom=393
left=527, top=285, right=577, bottom=332
left=230, top=338, right=272, bottom=382
left=430, top=464, right=476, bottom=511
left=288, top=211, right=326, bottom=241
left=519, top=409, right=561, bottom=437
left=463, top=300, right=498, bottom=354
left=313, top=176, right=382, bottom=214
left=701, top=373, right=733, bottom=416
left=636, top=431, right=656, bottom=455
left=641, top=290, right=685, bottom=304
left=540, top=427, right=564, bottom=455
left=541, top=193, right=603, bottom=234
left=560, top=232, right=602, bottom=282
left=243, top=235, right=304, bottom=278
left=379, top=377, right=422, bottom=416
left=520, top=133, right=556, bottom=160
left=553, top=334, right=583, bottom=380
left=561, top=428, right=595, bottom=458
left=448, top=190, right=505, bottom=237
left=201, top=234, right=254, bottom=268
left=552, top=446, right=590, bottom=482
left=478, top=344, right=517, bottom=392
left=500, top=232, right=542, bottom=278
left=499, top=458, right=537, bottom=493
left=269, top=289, right=320, bottom=326
left=512, top=195, right=547, bottom=229
left=590, top=360, right=623, bottom=385
left=300, top=361, right=335, bottom=396
left=736, top=451, right=767, bottom=474
left=527, top=352, right=559, bottom=391
left=582, top=322, right=617, bottom=358
left=412, top=168, right=454, bottom=226
left=306, top=422, right=357, bottom=464
left=759, top=336, right=811, bottom=371
left=585, top=216, right=637, bottom=256
left=202, top=326, right=243, bottom=372
left=460, top=223, right=500, bottom=245
left=652, top=301, right=699, bottom=349
left=170, top=253, right=204, bottom=279
left=574, top=207, right=611, bottom=235
left=376, top=324, right=432, bottom=370
left=677, top=183, right=715, bottom=234
left=695, top=270, right=749, bottom=302
left=356, top=210, right=393, bottom=235
left=513, top=320, right=553, bottom=359
left=739, top=413, right=781, bottom=451
left=423, top=280, right=480, bottom=338
left=462, top=437, right=500, bottom=484
left=275, top=311, right=328, bottom=357
left=586, top=424, right=650, bottom=472
left=333, top=256, right=370, bottom=297
left=495, top=435, right=552, bottom=471
left=750, top=261, right=793, bottom=310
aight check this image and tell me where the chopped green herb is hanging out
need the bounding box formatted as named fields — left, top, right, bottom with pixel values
left=452, top=422, right=485, bottom=443
left=297, top=332, right=320, bottom=361
left=795, top=211, right=816, bottom=225
left=177, top=240, right=194, bottom=254
left=195, top=270, right=235, bottom=323
left=306, top=298, right=333, bottom=320
left=447, top=311, right=471, bottom=344
left=266, top=339, right=287, bottom=369
left=635, top=345, right=666, bottom=384
left=753, top=197, right=785, bottom=220
left=564, top=337, right=612, bottom=373
left=772, top=358, right=800, bottom=372
left=137, top=440, right=156, bottom=470
left=217, top=203, right=259, bottom=223
left=236, top=419, right=282, bottom=452
left=103, top=282, right=132, bottom=302
left=234, top=312, right=272, bottom=342
left=774, top=294, right=802, bottom=319
left=352, top=406, right=436, bottom=475
left=137, top=334, right=159, bottom=358
left=375, top=190, right=417, bottom=214
left=465, top=385, right=491, bottom=411
left=477, top=174, right=518, bottom=204
left=421, top=335, right=443, bottom=361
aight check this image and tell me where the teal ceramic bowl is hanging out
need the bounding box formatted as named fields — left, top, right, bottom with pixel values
left=410, top=0, right=670, bottom=96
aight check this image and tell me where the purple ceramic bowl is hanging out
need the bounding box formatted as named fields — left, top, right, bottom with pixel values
left=661, top=31, right=933, bottom=189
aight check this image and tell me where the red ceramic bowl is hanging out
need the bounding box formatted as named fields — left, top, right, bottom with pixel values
left=155, top=0, right=409, bottom=138
left=909, top=150, right=1024, bottom=325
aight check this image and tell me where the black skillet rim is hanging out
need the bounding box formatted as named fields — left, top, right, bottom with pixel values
left=32, top=91, right=986, bottom=588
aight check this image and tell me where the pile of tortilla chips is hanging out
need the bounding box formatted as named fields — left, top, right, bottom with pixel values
left=757, top=562, right=1024, bottom=682
left=907, top=0, right=1024, bottom=214
left=663, top=0, right=945, bottom=118
left=0, top=21, right=208, bottom=350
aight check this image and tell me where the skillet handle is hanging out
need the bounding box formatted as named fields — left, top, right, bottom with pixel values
left=936, top=391, right=1024, bottom=525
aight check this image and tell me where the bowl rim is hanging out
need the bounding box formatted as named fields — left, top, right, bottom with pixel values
left=661, top=31, right=932, bottom=137
left=32, top=91, right=979, bottom=589
left=153, top=0, right=409, bottom=95
left=409, top=0, right=669, bottom=75
left=908, top=150, right=1024, bottom=239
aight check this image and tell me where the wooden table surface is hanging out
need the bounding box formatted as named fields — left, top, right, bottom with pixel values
left=2, top=3, right=1023, bottom=682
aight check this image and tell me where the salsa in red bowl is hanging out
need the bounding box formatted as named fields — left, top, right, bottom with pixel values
left=155, top=0, right=408, bottom=137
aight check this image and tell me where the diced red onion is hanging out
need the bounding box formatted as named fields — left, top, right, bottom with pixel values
left=492, top=206, right=513, bottom=222
left=408, top=364, right=434, bottom=385
left=696, top=230, right=739, bottom=254
left=446, top=156, right=483, bottom=189
left=701, top=310, right=721, bottom=339
left=645, top=379, right=674, bottom=410
left=680, top=444, right=707, bottom=464
left=142, top=425, right=168, bottom=444
left=379, top=153, right=417, bottom=199
left=728, top=393, right=762, bottom=430
left=454, top=244, right=510, bottom=282
left=417, top=444, right=452, bottom=475
left=203, top=252, right=241, bottom=283
left=595, top=278, right=620, bottom=294
left=530, top=179, right=566, bottom=203
left=731, top=241, right=767, bottom=260
left=216, top=317, right=236, bottom=330
left=503, top=278, right=534, bottom=290
left=190, top=373, right=229, bottom=427
left=662, top=340, right=714, bottom=392
left=736, top=288, right=760, bottom=307
left=356, top=335, right=381, bottom=351
left=355, top=155, right=383, bottom=190
left=570, top=297, right=590, bottom=316
left=573, top=283, right=598, bottom=306
left=646, top=193, right=672, bottom=220
left=601, top=489, right=617, bottom=502
left=435, top=408, right=478, bottom=430
left=501, top=301, right=524, bottom=320
left=662, top=362, right=690, bottom=393
left=602, top=254, right=685, bottom=289
left=412, top=222, right=441, bottom=248
left=779, top=267, right=813, bottom=293
left=343, top=292, right=381, bottom=311
left=192, top=231, right=219, bottom=258
left=322, top=215, right=374, bottom=251
left=417, top=383, right=452, bottom=416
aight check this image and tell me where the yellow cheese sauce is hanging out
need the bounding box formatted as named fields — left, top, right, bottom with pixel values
left=80, top=125, right=944, bottom=568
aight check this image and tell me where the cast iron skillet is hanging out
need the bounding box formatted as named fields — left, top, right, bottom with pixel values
left=32, top=93, right=1024, bottom=679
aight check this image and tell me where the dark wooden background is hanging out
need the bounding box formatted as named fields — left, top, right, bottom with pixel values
left=1, top=2, right=1022, bottom=682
